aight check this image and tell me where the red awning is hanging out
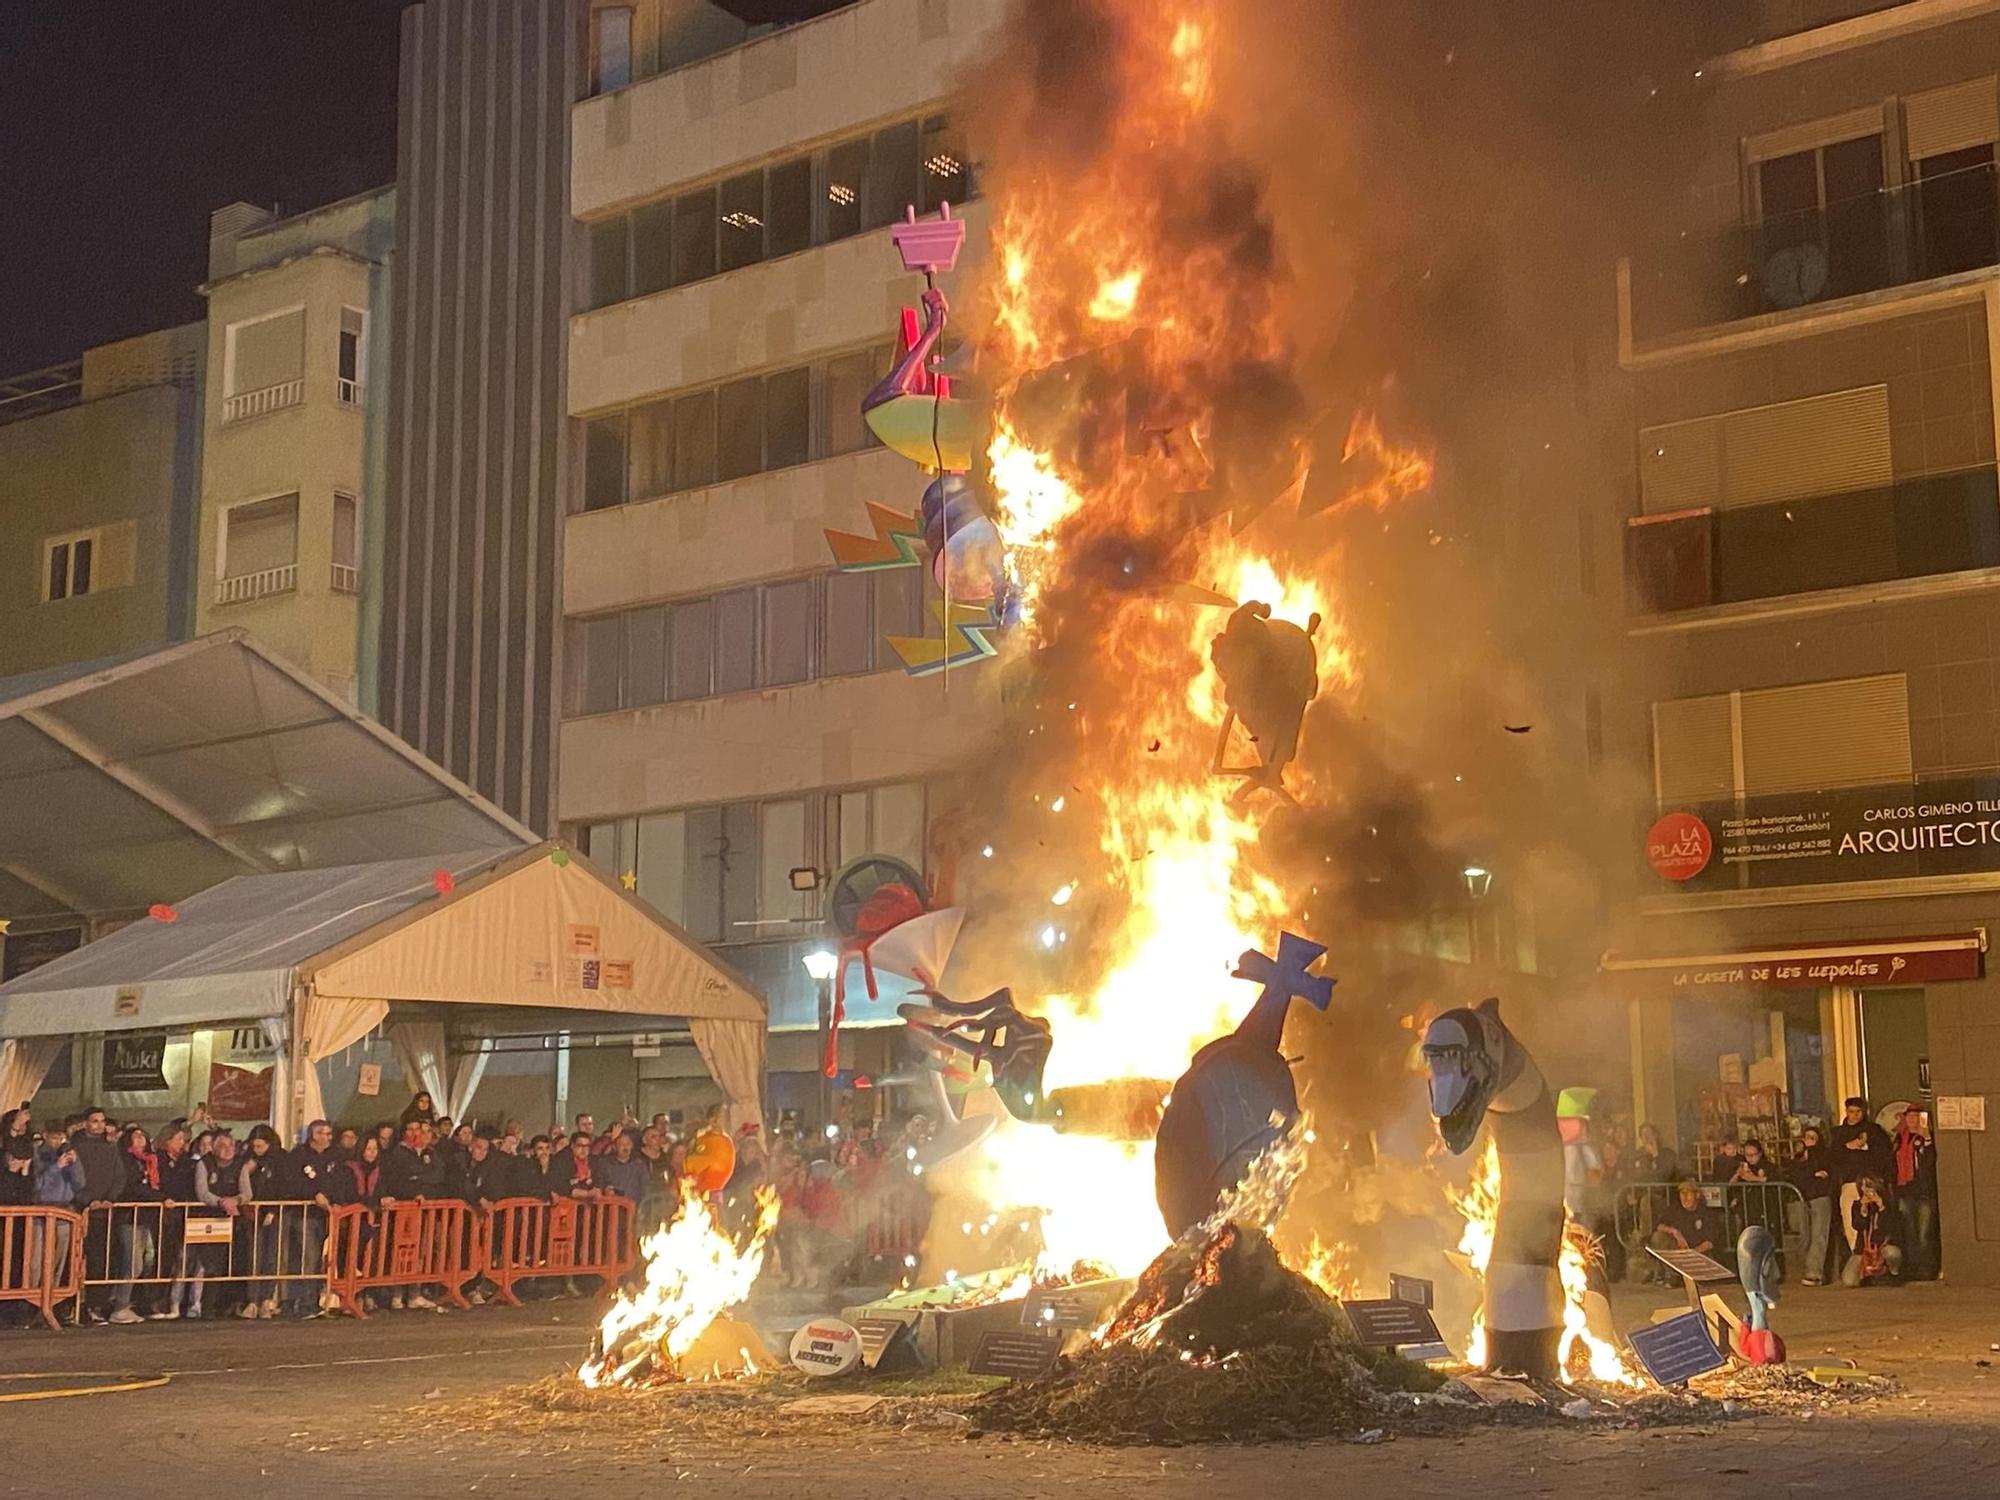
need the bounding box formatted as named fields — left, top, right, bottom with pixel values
left=1599, top=932, right=1985, bottom=990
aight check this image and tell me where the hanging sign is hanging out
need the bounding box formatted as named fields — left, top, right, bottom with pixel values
left=357, top=1062, right=383, bottom=1097
left=104, top=1031, right=168, bottom=1091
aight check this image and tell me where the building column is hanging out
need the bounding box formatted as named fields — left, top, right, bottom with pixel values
left=1824, top=985, right=1865, bottom=1107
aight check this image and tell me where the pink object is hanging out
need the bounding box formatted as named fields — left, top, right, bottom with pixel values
left=432, top=869, right=455, bottom=895
left=890, top=204, right=965, bottom=274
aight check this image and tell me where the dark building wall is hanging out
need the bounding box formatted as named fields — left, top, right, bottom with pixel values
left=381, top=0, right=578, bottom=830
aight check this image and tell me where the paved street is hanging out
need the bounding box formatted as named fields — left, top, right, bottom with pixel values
left=2, top=1280, right=1996, bottom=1499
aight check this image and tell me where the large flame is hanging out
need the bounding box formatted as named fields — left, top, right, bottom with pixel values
left=579, top=1183, right=780, bottom=1387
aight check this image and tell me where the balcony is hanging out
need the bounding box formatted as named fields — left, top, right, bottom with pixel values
left=330, top=563, right=360, bottom=594
left=1627, top=466, right=2000, bottom=617
left=1624, top=162, right=1999, bottom=345
left=336, top=376, right=363, bottom=408
left=214, top=564, right=298, bottom=605
left=221, top=378, right=305, bottom=424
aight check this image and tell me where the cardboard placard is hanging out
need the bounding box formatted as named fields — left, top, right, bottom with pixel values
left=356, top=1062, right=382, bottom=1097
left=1936, top=1095, right=1987, bottom=1131
left=967, top=1330, right=1062, bottom=1379
left=603, top=959, right=634, bottom=989
left=1628, top=1310, right=1727, bottom=1386
left=1340, top=1298, right=1444, bottom=1350
left=1646, top=1245, right=1735, bottom=1285
left=1388, top=1273, right=1434, bottom=1309
left=566, top=924, right=600, bottom=957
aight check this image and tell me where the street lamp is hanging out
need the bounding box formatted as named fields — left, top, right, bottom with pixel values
left=802, top=949, right=839, bottom=1129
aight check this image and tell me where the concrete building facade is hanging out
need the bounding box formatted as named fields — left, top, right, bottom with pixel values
left=196, top=190, right=396, bottom=704
left=561, top=0, right=1004, bottom=1120
left=1602, top=0, right=2000, bottom=1284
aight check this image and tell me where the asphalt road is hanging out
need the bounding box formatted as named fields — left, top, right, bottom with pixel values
left=1, top=1282, right=1995, bottom=1499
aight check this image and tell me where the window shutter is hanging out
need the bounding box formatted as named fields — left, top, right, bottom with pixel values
left=94, top=521, right=138, bottom=592
left=1653, top=694, right=1735, bottom=806
left=1905, top=76, right=1999, bottom=161
left=1639, top=386, right=1891, bottom=514
left=231, top=311, right=305, bottom=393
left=1744, top=106, right=1883, bottom=164
left=1738, top=674, right=1910, bottom=794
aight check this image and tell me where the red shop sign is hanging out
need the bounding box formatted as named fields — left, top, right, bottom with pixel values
left=1646, top=812, right=1713, bottom=881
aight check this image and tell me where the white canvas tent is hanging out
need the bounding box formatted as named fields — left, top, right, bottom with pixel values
left=0, top=843, right=766, bottom=1131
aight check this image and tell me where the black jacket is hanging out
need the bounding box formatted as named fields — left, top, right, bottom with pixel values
left=445, top=1149, right=508, bottom=1205
left=1831, top=1120, right=1894, bottom=1184
left=519, top=1157, right=568, bottom=1202
left=157, top=1149, right=200, bottom=1204
left=1790, top=1143, right=1836, bottom=1201
left=293, top=1144, right=354, bottom=1206
left=379, top=1142, right=446, bottom=1201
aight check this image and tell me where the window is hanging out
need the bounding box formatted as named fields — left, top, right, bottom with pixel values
left=920, top=115, right=970, bottom=212
left=625, top=606, right=669, bottom=707
left=590, top=5, right=634, bottom=93
left=1653, top=675, right=1912, bottom=806
left=866, top=121, right=922, bottom=230
left=1639, top=386, right=1893, bottom=515
left=764, top=366, right=811, bottom=471
left=761, top=578, right=814, bottom=686
left=588, top=217, right=631, bottom=310
left=627, top=399, right=674, bottom=502
left=1753, top=128, right=1887, bottom=302
left=824, top=348, right=882, bottom=456
left=577, top=614, right=625, bottom=715
left=583, top=414, right=628, bottom=512
left=832, top=782, right=927, bottom=871
left=716, top=377, right=765, bottom=482
left=40, top=524, right=134, bottom=603
left=631, top=199, right=675, bottom=297
left=766, top=158, right=812, bottom=259
left=825, top=137, right=868, bottom=241
left=44, top=532, right=94, bottom=602
left=713, top=589, right=758, bottom=694
left=759, top=799, right=810, bottom=927
left=672, top=187, right=718, bottom=287
left=669, top=597, right=714, bottom=701
left=672, top=388, right=717, bottom=491
left=218, top=494, right=300, bottom=603
left=719, top=172, right=766, bottom=273
left=224, top=308, right=306, bottom=420
left=332, top=492, right=360, bottom=592
left=337, top=308, right=366, bottom=405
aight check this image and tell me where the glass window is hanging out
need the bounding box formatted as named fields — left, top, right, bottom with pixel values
left=1917, top=145, right=1998, bottom=278
left=867, top=120, right=922, bottom=230
left=71, top=537, right=92, bottom=595
left=719, top=171, right=766, bottom=273
left=672, top=187, right=717, bottom=286
left=825, top=138, right=868, bottom=241
left=681, top=806, right=725, bottom=943
left=716, top=376, right=765, bottom=482
left=822, top=569, right=875, bottom=677
left=720, top=801, right=760, bottom=940
left=337, top=307, right=365, bottom=389
left=761, top=577, right=814, bottom=686
left=631, top=199, right=675, bottom=297
left=824, top=347, right=881, bottom=456
left=584, top=816, right=635, bottom=872
left=577, top=614, right=624, bottom=714
left=583, top=414, right=627, bottom=511
left=759, top=799, right=809, bottom=924
left=627, top=400, right=673, bottom=501
left=668, top=597, right=714, bottom=701
left=874, top=782, right=927, bottom=871
left=587, top=217, right=629, bottom=309
left=47, top=541, right=69, bottom=602
left=635, top=811, right=687, bottom=926
left=625, top=606, right=668, bottom=707
left=591, top=5, right=634, bottom=93
left=837, top=789, right=872, bottom=868
left=920, top=115, right=970, bottom=212
left=713, top=589, right=758, bottom=694
left=766, top=158, right=812, bottom=258
left=764, top=366, right=811, bottom=470
left=332, top=493, right=359, bottom=571
left=873, top=565, right=927, bottom=656
left=672, top=389, right=717, bottom=490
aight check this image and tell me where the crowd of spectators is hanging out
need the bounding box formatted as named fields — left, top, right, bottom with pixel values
left=0, top=1089, right=928, bottom=1330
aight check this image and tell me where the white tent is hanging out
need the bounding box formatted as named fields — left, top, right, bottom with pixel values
left=0, top=843, right=766, bottom=1130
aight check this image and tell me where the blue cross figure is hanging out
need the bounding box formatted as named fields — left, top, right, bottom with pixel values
left=1231, top=931, right=1336, bottom=1050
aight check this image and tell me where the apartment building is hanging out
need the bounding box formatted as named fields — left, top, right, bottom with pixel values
left=0, top=325, right=204, bottom=683
left=1603, top=0, right=2000, bottom=1284
left=560, top=0, right=1004, bottom=1120
left=196, top=191, right=396, bottom=703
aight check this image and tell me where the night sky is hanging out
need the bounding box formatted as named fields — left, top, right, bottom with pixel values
left=0, top=0, right=842, bottom=377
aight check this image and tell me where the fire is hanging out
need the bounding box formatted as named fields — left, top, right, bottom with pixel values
left=1299, top=1234, right=1362, bottom=1301
left=1449, top=1141, right=1641, bottom=1385
left=579, top=1182, right=780, bottom=1387
left=1088, top=268, right=1143, bottom=322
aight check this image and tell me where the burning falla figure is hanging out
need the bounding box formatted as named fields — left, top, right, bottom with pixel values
left=1209, top=601, right=1320, bottom=803
left=1422, top=997, right=1565, bottom=1380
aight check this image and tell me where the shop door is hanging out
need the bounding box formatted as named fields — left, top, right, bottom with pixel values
left=1861, top=987, right=1929, bottom=1111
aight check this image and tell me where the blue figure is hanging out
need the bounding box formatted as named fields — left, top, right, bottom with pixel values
left=1736, top=1224, right=1786, bottom=1364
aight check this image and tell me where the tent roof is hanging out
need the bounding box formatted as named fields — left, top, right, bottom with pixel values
left=0, top=630, right=533, bottom=922
left=0, top=843, right=767, bottom=1039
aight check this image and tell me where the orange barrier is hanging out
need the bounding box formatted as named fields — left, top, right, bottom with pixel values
left=0, top=1206, right=86, bottom=1330
left=483, top=1196, right=636, bottom=1308
left=862, top=1184, right=926, bottom=1262
left=325, top=1199, right=481, bottom=1318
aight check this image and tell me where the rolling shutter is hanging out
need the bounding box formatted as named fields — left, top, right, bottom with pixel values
left=1652, top=693, right=1735, bottom=806
left=1905, top=76, right=2000, bottom=162
left=1738, top=674, right=1911, bottom=795
left=1639, top=385, right=1892, bottom=513
left=230, top=310, right=305, bottom=394
left=1745, top=106, right=1883, bottom=164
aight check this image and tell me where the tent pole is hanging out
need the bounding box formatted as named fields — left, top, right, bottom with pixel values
left=287, top=983, right=311, bottom=1141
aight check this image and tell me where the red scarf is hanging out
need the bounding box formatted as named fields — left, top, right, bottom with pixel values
left=1895, top=1124, right=1920, bottom=1187
left=129, top=1145, right=160, bottom=1191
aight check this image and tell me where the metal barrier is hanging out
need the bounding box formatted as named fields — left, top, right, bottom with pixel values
left=325, top=1199, right=482, bottom=1318
left=75, top=1200, right=332, bottom=1323
left=1614, top=1178, right=1807, bottom=1262
left=482, top=1196, right=636, bottom=1308
left=0, top=1206, right=86, bottom=1329
left=861, top=1183, right=926, bottom=1263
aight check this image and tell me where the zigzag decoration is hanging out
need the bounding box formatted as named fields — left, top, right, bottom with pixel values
left=888, top=600, right=1000, bottom=676
left=823, top=501, right=925, bottom=571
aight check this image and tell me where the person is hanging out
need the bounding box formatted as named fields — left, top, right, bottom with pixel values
left=290, top=1119, right=349, bottom=1317
left=334, top=1126, right=361, bottom=1158
left=1790, top=1126, right=1837, bottom=1285
left=1706, top=1138, right=1741, bottom=1183
left=69, top=1106, right=123, bottom=1320
left=1894, top=1107, right=1939, bottom=1279
left=1729, top=1138, right=1775, bottom=1230
left=595, top=1129, right=650, bottom=1203
left=377, top=1121, right=447, bottom=1312
left=1841, top=1175, right=1905, bottom=1287
left=154, top=1125, right=201, bottom=1320
left=344, top=1135, right=385, bottom=1204
left=194, top=1132, right=243, bottom=1317
left=107, top=1125, right=163, bottom=1323
left=521, top=1136, right=565, bottom=1200
left=446, top=1134, right=504, bottom=1305
left=1651, top=1179, right=1725, bottom=1262
left=559, top=1132, right=599, bottom=1198
left=1831, top=1098, right=1894, bottom=1257
left=399, top=1091, right=439, bottom=1128
left=238, top=1125, right=300, bottom=1318
left=373, top=1121, right=398, bottom=1153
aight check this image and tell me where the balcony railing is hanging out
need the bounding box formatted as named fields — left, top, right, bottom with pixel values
left=222, top=378, right=305, bottom=424
left=1627, top=466, right=2000, bottom=616
left=331, top=562, right=360, bottom=594
left=215, top=564, right=298, bottom=605
left=1626, top=162, right=1999, bottom=343
left=336, top=376, right=363, bottom=407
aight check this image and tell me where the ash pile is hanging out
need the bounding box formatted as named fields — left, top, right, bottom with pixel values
left=975, top=1221, right=1439, bottom=1444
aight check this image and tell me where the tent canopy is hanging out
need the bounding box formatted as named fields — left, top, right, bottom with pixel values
left=0, top=630, right=532, bottom=922
left=0, top=843, right=768, bottom=1128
